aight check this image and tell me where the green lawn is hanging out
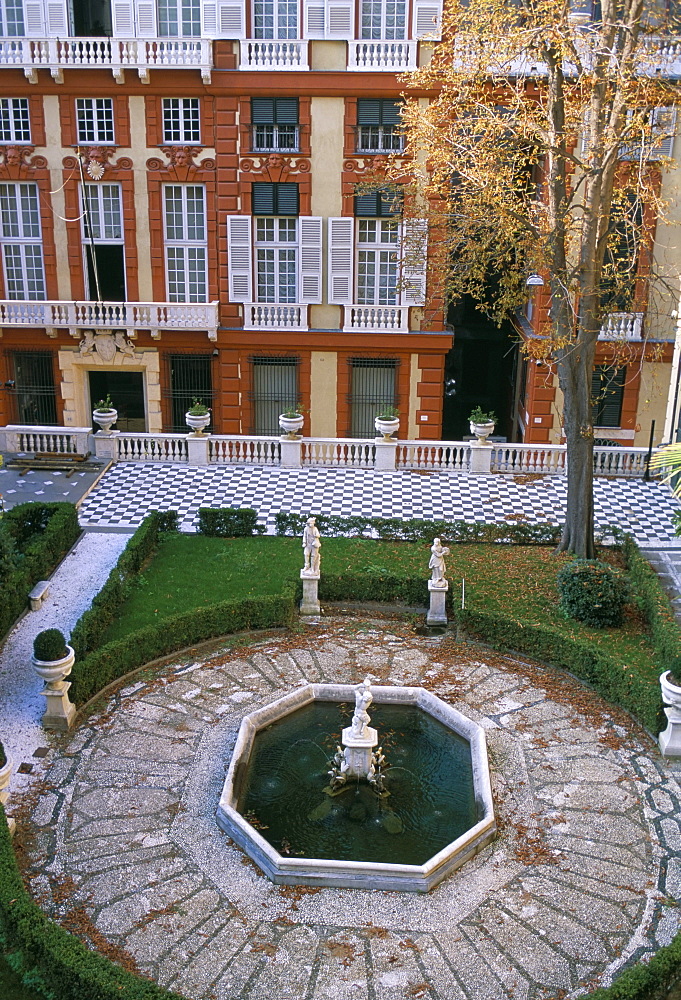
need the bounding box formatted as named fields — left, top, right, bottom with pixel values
left=98, top=536, right=655, bottom=678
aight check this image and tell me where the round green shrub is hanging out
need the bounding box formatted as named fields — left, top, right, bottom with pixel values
left=557, top=559, right=628, bottom=628
left=33, top=629, right=68, bottom=661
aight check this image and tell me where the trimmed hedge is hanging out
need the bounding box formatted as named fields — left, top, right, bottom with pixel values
left=0, top=502, right=81, bottom=640
left=197, top=507, right=264, bottom=537
left=0, top=804, right=186, bottom=1000
left=69, top=591, right=296, bottom=705
left=624, top=535, right=681, bottom=669
left=320, top=571, right=428, bottom=606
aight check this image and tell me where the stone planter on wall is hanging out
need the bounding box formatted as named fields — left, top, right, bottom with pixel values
left=93, top=408, right=118, bottom=434
left=375, top=416, right=400, bottom=441
left=185, top=412, right=211, bottom=435
left=279, top=413, right=305, bottom=439
left=32, top=644, right=76, bottom=731
left=659, top=671, right=681, bottom=756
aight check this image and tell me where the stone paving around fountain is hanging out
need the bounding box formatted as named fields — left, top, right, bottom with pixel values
left=20, top=618, right=681, bottom=1000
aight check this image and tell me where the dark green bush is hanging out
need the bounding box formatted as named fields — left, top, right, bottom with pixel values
left=154, top=510, right=179, bottom=532
left=0, top=740, right=5, bottom=769
left=0, top=503, right=80, bottom=640
left=623, top=536, right=681, bottom=669
left=197, top=507, right=263, bottom=537
left=33, top=629, right=68, bottom=661
left=557, top=559, right=628, bottom=627
left=0, top=527, right=18, bottom=587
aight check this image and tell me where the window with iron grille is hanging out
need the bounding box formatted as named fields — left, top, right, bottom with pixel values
left=356, top=100, right=404, bottom=153
left=251, top=355, right=299, bottom=434
left=158, top=0, right=201, bottom=36
left=0, top=98, right=30, bottom=142
left=76, top=99, right=115, bottom=144
left=360, top=0, right=406, bottom=38
left=0, top=182, right=45, bottom=301
left=592, top=365, right=626, bottom=427
left=163, top=185, right=207, bottom=303
left=162, top=98, right=201, bottom=144
left=253, top=0, right=298, bottom=37
left=166, top=353, right=213, bottom=431
left=251, top=98, right=299, bottom=152
left=0, top=0, right=24, bottom=36
left=349, top=357, right=397, bottom=437
left=10, top=351, right=57, bottom=425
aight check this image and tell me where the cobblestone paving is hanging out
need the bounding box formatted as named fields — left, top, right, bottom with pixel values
left=24, top=620, right=681, bottom=1000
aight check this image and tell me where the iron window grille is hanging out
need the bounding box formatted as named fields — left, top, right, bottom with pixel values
left=348, top=357, right=398, bottom=438
left=8, top=350, right=57, bottom=425
left=249, top=355, right=300, bottom=435
left=165, top=353, right=213, bottom=431
left=356, top=100, right=404, bottom=153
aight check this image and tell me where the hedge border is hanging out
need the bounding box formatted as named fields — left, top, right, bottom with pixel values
left=0, top=502, right=81, bottom=640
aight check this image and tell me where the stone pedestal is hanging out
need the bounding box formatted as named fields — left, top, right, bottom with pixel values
left=342, top=726, right=378, bottom=778
left=187, top=433, right=210, bottom=466
left=0, top=758, right=15, bottom=837
left=374, top=439, right=397, bottom=471
left=469, top=442, right=493, bottom=475
left=300, top=570, right=320, bottom=614
left=659, top=706, right=681, bottom=756
left=93, top=430, right=120, bottom=461
left=280, top=437, right=302, bottom=468
left=427, top=580, right=449, bottom=625
left=41, top=680, right=76, bottom=731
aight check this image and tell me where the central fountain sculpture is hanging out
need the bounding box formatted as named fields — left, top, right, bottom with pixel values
left=217, top=676, right=496, bottom=892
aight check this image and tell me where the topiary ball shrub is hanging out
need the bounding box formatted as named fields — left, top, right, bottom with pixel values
left=557, top=559, right=628, bottom=628
left=33, top=629, right=69, bottom=662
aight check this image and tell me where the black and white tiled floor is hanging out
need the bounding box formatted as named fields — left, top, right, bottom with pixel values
left=77, top=462, right=681, bottom=547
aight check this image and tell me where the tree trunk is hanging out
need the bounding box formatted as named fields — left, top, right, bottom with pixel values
left=555, top=348, right=596, bottom=558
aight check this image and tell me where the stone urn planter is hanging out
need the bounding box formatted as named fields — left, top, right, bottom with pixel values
left=659, top=671, right=681, bottom=756
left=279, top=413, right=305, bottom=439
left=32, top=630, right=76, bottom=731
left=185, top=411, right=211, bottom=435
left=469, top=420, right=496, bottom=443
left=375, top=416, right=400, bottom=441
left=93, top=407, right=118, bottom=434
left=0, top=752, right=15, bottom=836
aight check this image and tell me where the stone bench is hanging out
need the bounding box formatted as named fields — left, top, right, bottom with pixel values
left=29, top=580, right=50, bottom=611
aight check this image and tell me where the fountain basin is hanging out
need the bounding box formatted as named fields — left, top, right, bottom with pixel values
left=217, top=683, right=496, bottom=892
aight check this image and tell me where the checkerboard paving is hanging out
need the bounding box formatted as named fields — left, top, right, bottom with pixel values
left=77, top=462, right=681, bottom=547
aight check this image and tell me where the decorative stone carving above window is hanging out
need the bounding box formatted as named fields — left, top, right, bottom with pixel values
left=78, top=331, right=140, bottom=361
left=239, top=154, right=311, bottom=182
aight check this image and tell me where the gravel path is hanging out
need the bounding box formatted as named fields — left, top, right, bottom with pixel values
left=0, top=530, right=131, bottom=785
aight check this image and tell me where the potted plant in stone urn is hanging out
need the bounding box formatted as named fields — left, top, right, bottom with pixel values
left=469, top=406, right=497, bottom=443
left=659, top=656, right=681, bottom=755
left=92, top=395, right=118, bottom=434
left=375, top=405, right=400, bottom=441
left=185, top=397, right=211, bottom=435
left=32, top=629, right=75, bottom=685
left=279, top=405, right=305, bottom=439
left=0, top=738, right=15, bottom=836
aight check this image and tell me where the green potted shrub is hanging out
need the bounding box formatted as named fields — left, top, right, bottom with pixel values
left=185, top=397, right=211, bottom=435
left=375, top=404, right=400, bottom=441
left=92, top=394, right=118, bottom=434
left=279, top=405, right=305, bottom=439
left=32, top=629, right=76, bottom=730
left=469, top=406, right=497, bottom=442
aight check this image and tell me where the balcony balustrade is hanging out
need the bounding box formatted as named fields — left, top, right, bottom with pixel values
left=598, top=312, right=644, bottom=341
left=243, top=303, right=308, bottom=331
left=238, top=39, right=309, bottom=70
left=0, top=300, right=220, bottom=340
left=343, top=304, right=409, bottom=332
left=0, top=36, right=212, bottom=83
left=348, top=39, right=417, bottom=71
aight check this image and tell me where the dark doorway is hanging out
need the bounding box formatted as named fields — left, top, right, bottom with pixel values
left=85, top=245, right=125, bottom=301
left=89, top=371, right=145, bottom=431
left=442, top=297, right=518, bottom=441
left=71, top=0, right=112, bottom=35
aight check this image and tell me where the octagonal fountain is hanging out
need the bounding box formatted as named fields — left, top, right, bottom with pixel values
left=217, top=679, right=496, bottom=892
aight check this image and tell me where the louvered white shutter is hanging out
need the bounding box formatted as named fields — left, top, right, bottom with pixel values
left=326, top=0, right=353, bottom=36
left=201, top=0, right=217, bottom=34
left=45, top=0, right=68, bottom=34
left=304, top=0, right=325, bottom=36
left=136, top=0, right=157, bottom=36
left=23, top=0, right=45, bottom=34
left=217, top=0, right=245, bottom=36
left=112, top=0, right=135, bottom=35
left=227, top=216, right=252, bottom=303
left=299, top=217, right=323, bottom=303
left=412, top=0, right=441, bottom=38
left=400, top=218, right=427, bottom=306
left=650, top=106, right=677, bottom=159
left=328, top=218, right=354, bottom=305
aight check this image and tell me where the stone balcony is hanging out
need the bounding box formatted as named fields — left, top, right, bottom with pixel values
left=238, top=39, right=309, bottom=70
left=342, top=304, right=409, bottom=332
left=598, top=312, right=644, bottom=341
left=243, top=302, right=309, bottom=331
left=0, top=36, right=213, bottom=83
left=0, top=300, right=220, bottom=340
left=347, top=39, right=417, bottom=71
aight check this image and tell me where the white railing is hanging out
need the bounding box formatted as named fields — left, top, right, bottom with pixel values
left=239, top=39, right=309, bottom=70
left=209, top=436, right=280, bottom=465
left=593, top=446, right=649, bottom=477
left=348, top=39, right=417, bottom=71
left=0, top=37, right=212, bottom=83
left=116, top=433, right=189, bottom=463
left=243, top=303, right=307, bottom=331
left=0, top=424, right=92, bottom=455
left=397, top=441, right=469, bottom=471
left=343, top=305, right=409, bottom=332
left=302, top=438, right=375, bottom=468
left=637, top=35, right=681, bottom=76
left=0, top=299, right=219, bottom=340
left=599, top=312, right=644, bottom=341
left=492, top=443, right=567, bottom=474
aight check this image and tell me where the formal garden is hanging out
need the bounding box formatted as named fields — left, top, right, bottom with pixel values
left=2, top=501, right=681, bottom=999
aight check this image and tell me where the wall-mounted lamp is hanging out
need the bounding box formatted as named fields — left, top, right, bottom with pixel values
left=212, top=348, right=219, bottom=356
left=526, top=273, right=545, bottom=287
